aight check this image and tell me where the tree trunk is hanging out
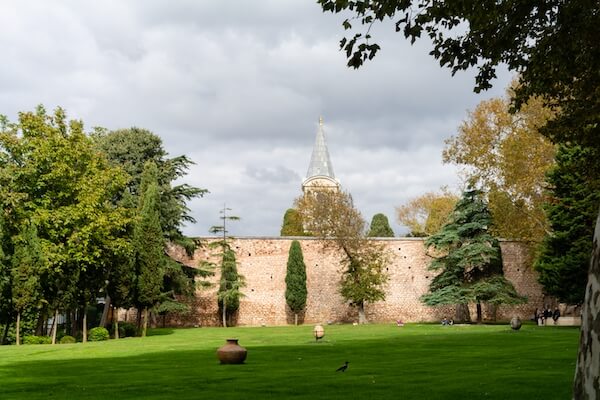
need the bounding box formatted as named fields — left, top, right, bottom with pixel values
left=16, top=311, right=21, bottom=346
left=51, top=309, right=59, bottom=345
left=222, top=298, right=227, bottom=328
left=358, top=301, right=367, bottom=324
left=99, top=295, right=111, bottom=328
left=141, top=308, right=148, bottom=337
left=1, top=321, right=10, bottom=345
left=476, top=302, right=483, bottom=324
left=113, top=307, right=119, bottom=339
left=455, top=303, right=471, bottom=323
left=35, top=312, right=45, bottom=336
left=82, top=307, right=88, bottom=343
left=294, top=313, right=298, bottom=326
left=573, top=208, right=600, bottom=399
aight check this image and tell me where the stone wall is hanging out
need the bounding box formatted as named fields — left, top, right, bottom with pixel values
left=166, top=237, right=544, bottom=326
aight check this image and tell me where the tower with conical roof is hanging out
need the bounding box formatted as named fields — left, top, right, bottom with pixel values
left=302, top=117, right=340, bottom=194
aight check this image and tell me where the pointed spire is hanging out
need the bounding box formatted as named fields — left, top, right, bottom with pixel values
left=306, top=116, right=335, bottom=179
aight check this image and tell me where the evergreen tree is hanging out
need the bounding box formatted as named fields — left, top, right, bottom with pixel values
left=280, top=208, right=306, bottom=236
left=0, top=213, right=12, bottom=344
left=285, top=240, right=307, bottom=325
left=422, top=189, right=525, bottom=323
left=367, top=213, right=395, bottom=237
left=134, top=162, right=165, bottom=337
left=209, top=205, right=244, bottom=327
left=217, top=249, right=244, bottom=328
left=535, top=145, right=600, bottom=304
left=11, top=222, right=45, bottom=345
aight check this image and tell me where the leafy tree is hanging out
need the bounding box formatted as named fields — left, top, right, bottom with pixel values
left=422, top=189, right=525, bottom=323
left=367, top=213, right=394, bottom=237
left=94, top=127, right=208, bottom=254
left=443, top=87, right=555, bottom=242
left=280, top=208, right=306, bottom=236
left=396, top=188, right=459, bottom=237
left=296, top=190, right=390, bottom=324
left=11, top=222, right=46, bottom=345
left=0, top=106, right=129, bottom=343
left=285, top=240, right=307, bottom=325
left=133, top=162, right=165, bottom=337
left=535, top=145, right=600, bottom=305
left=0, top=212, right=12, bottom=344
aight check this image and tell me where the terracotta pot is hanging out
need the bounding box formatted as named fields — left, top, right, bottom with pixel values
left=217, top=339, right=247, bottom=364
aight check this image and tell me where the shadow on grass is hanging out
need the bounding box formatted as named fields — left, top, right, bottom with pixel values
left=0, top=327, right=578, bottom=400
left=146, top=328, right=175, bottom=337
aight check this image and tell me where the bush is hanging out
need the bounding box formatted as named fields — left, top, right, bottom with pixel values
left=59, top=335, right=77, bottom=344
left=88, top=327, right=110, bottom=342
left=23, top=335, right=52, bottom=345
left=118, top=322, right=138, bottom=338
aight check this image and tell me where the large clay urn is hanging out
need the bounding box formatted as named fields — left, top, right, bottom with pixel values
left=217, top=339, right=247, bottom=364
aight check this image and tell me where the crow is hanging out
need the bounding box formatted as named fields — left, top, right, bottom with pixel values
left=336, top=361, right=349, bottom=372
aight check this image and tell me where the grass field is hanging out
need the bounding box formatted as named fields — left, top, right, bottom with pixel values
left=0, top=323, right=579, bottom=399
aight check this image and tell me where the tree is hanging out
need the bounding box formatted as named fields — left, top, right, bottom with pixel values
left=0, top=106, right=129, bottom=343
left=133, top=162, right=165, bottom=337
left=443, top=88, right=555, bottom=242
left=210, top=205, right=244, bottom=327
left=396, top=189, right=459, bottom=237
left=318, top=3, right=599, bottom=393
left=422, top=189, right=525, bottom=323
left=11, top=222, right=45, bottom=345
left=367, top=213, right=394, bottom=237
left=285, top=240, right=307, bottom=325
left=296, top=190, right=390, bottom=324
left=280, top=208, right=306, bottom=236
left=0, top=212, right=12, bottom=345
left=217, top=249, right=244, bottom=328
left=535, top=145, right=600, bottom=305
left=94, top=127, right=208, bottom=254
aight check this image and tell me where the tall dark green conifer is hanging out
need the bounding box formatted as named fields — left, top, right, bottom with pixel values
left=367, top=213, right=395, bottom=237
left=134, top=162, right=165, bottom=337
left=285, top=240, right=307, bottom=325
left=217, top=249, right=244, bottom=328
left=422, top=189, right=525, bottom=322
left=535, top=145, right=600, bottom=304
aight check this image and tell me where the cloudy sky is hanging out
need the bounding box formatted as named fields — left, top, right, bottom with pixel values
left=1, top=1, right=512, bottom=237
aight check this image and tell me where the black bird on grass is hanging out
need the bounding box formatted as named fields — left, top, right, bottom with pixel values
left=336, top=361, right=349, bottom=372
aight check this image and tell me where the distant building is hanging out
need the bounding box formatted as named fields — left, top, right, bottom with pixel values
left=302, top=117, right=340, bottom=195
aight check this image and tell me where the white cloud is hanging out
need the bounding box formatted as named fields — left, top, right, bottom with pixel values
left=0, top=1, right=513, bottom=238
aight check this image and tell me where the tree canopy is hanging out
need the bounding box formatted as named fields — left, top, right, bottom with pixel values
left=367, top=213, right=394, bottom=237
left=285, top=240, right=307, bottom=325
left=422, top=189, right=525, bottom=323
left=280, top=208, right=306, bottom=236
left=296, top=190, right=389, bottom=324
left=396, top=188, right=458, bottom=237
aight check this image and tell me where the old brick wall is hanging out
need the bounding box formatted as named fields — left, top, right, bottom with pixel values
left=166, top=237, right=542, bottom=326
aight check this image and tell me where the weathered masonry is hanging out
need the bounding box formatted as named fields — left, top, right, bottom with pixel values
left=166, top=237, right=543, bottom=326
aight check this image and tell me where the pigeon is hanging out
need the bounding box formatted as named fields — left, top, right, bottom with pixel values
left=336, top=361, right=349, bottom=372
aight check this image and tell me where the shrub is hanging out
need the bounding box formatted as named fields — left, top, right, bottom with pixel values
left=23, top=335, right=52, bottom=345
left=59, top=335, right=77, bottom=344
left=88, top=327, right=110, bottom=342
left=118, top=322, right=138, bottom=338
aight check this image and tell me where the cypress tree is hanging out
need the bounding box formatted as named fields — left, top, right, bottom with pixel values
left=535, top=145, right=600, bottom=304
left=367, top=213, right=395, bottom=237
left=422, top=189, right=525, bottom=323
left=285, top=240, right=307, bottom=325
left=134, top=162, right=165, bottom=337
left=280, top=208, right=305, bottom=236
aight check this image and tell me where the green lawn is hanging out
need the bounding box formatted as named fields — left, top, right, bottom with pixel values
left=0, top=324, right=579, bottom=399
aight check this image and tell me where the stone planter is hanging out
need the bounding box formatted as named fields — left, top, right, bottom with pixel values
left=314, top=325, right=324, bottom=341
left=510, top=316, right=522, bottom=330
left=217, top=339, right=247, bottom=364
